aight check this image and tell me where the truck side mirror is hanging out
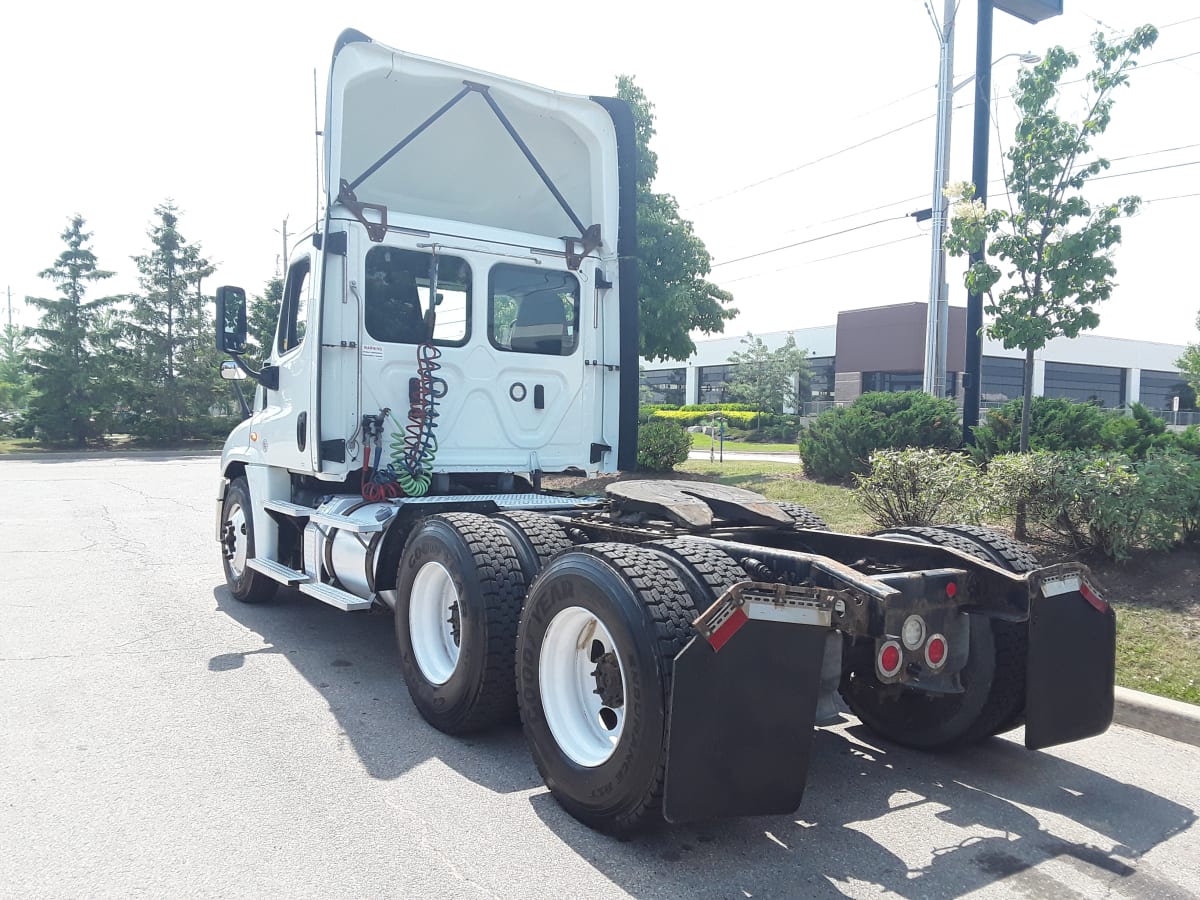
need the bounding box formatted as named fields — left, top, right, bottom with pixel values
left=215, top=286, right=249, bottom=355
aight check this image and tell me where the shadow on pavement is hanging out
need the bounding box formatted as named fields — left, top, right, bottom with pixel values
left=211, top=584, right=1195, bottom=898
left=533, top=724, right=1196, bottom=899
left=210, top=585, right=539, bottom=796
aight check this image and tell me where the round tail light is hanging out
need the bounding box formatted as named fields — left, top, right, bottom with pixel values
left=925, top=634, right=948, bottom=669
left=877, top=640, right=903, bottom=678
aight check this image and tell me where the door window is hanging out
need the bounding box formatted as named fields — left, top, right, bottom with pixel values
left=277, top=257, right=311, bottom=355
left=363, top=247, right=471, bottom=345
left=488, top=265, right=579, bottom=356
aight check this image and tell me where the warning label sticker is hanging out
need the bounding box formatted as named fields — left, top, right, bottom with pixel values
left=361, top=344, right=384, bottom=360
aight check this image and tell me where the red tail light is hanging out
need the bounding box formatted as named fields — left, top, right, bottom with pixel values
left=877, top=640, right=903, bottom=678
left=925, top=634, right=947, bottom=668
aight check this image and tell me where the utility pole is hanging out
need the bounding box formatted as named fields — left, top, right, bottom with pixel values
left=6, top=286, right=11, bottom=329
left=277, top=217, right=290, bottom=271
left=923, top=0, right=956, bottom=398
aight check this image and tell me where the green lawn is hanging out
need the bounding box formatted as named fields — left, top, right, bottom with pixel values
left=0, top=438, right=44, bottom=454
left=1115, top=605, right=1200, bottom=705
left=690, top=433, right=799, bottom=454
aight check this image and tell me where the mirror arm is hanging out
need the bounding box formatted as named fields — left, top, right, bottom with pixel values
left=227, top=352, right=279, bottom=391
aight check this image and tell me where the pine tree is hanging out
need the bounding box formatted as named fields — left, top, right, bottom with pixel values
left=0, top=324, right=31, bottom=413
left=24, top=216, right=118, bottom=446
left=128, top=202, right=219, bottom=443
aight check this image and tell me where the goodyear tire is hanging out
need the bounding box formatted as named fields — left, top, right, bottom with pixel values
left=394, top=513, right=526, bottom=735
left=219, top=477, right=277, bottom=604
left=516, top=543, right=697, bottom=834
left=840, top=525, right=1037, bottom=749
left=493, top=510, right=574, bottom=585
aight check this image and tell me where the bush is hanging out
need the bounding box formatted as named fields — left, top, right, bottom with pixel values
left=983, top=449, right=1200, bottom=561
left=651, top=409, right=768, bottom=429
left=970, top=396, right=1108, bottom=462
left=855, top=449, right=981, bottom=527
left=636, top=420, right=691, bottom=472
left=799, top=392, right=960, bottom=483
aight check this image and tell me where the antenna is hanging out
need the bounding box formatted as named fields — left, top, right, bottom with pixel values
left=313, top=68, right=323, bottom=233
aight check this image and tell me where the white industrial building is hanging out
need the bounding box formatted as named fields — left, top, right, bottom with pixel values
left=641, top=302, right=1194, bottom=423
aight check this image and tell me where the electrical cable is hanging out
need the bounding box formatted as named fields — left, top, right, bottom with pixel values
left=719, top=233, right=926, bottom=285
left=711, top=215, right=910, bottom=269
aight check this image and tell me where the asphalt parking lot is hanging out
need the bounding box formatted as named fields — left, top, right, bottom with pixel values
left=2, top=454, right=1199, bottom=899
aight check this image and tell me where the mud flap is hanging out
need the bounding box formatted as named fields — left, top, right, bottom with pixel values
left=662, top=619, right=827, bottom=824
left=1024, top=568, right=1116, bottom=751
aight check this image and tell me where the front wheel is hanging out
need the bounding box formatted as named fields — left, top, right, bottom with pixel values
left=516, top=543, right=697, bottom=835
left=219, top=477, right=277, bottom=604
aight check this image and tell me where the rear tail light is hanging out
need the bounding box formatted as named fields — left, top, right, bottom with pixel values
left=925, top=634, right=947, bottom=669
left=877, top=640, right=903, bottom=678
left=901, top=615, right=926, bottom=650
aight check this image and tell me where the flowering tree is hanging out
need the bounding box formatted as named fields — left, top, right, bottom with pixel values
left=945, top=26, right=1157, bottom=453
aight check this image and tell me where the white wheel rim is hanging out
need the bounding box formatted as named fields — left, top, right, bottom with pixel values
left=409, top=561, right=462, bottom=685
left=224, top=503, right=248, bottom=577
left=539, top=606, right=627, bottom=768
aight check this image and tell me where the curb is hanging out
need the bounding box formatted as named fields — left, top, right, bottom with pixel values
left=0, top=449, right=222, bottom=461
left=1113, top=686, right=1200, bottom=749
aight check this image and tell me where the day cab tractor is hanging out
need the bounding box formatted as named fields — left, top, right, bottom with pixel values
left=214, top=29, right=1117, bottom=835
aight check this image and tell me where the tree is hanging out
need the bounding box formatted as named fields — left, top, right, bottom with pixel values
left=0, top=324, right=31, bottom=413
left=127, top=201, right=220, bottom=443
left=945, top=26, right=1158, bottom=455
left=1177, top=312, right=1200, bottom=399
left=24, top=216, right=119, bottom=445
left=246, top=275, right=282, bottom=367
left=725, top=333, right=811, bottom=425
left=616, top=76, right=736, bottom=361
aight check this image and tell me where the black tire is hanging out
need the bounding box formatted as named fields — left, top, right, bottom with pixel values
left=516, top=543, right=697, bottom=835
left=841, top=524, right=1037, bottom=749
left=643, top=538, right=749, bottom=610
left=394, top=513, right=527, bottom=735
left=493, top=511, right=573, bottom=585
left=774, top=502, right=830, bottom=531
left=219, top=477, right=277, bottom=604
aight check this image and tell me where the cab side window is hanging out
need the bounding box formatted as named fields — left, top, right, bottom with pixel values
left=277, top=257, right=311, bottom=355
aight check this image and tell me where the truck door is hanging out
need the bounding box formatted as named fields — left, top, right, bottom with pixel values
left=254, top=255, right=315, bottom=473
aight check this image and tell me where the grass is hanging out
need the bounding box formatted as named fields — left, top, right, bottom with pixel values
left=1114, top=605, right=1200, bottom=705
left=0, top=438, right=43, bottom=454
left=690, top=433, right=799, bottom=454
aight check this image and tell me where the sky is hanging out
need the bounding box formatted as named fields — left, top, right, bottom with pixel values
left=2, top=0, right=1197, bottom=353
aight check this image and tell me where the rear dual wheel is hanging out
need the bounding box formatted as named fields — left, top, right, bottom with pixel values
left=517, top=540, right=747, bottom=834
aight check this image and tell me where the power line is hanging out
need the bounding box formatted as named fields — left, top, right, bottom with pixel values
left=1089, top=158, right=1200, bottom=182
left=718, top=234, right=926, bottom=286
left=687, top=114, right=939, bottom=210
left=711, top=215, right=910, bottom=268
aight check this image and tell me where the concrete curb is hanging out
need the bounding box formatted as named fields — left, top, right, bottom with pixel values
left=1113, top=686, right=1200, bottom=749
left=0, top=449, right=222, bottom=461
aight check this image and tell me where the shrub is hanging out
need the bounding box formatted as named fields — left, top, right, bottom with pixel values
left=970, top=396, right=1109, bottom=462
left=799, top=392, right=960, bottom=483
left=636, top=420, right=691, bottom=472
left=651, top=409, right=768, bottom=429
left=983, top=449, right=1200, bottom=561
left=855, top=449, right=981, bottom=527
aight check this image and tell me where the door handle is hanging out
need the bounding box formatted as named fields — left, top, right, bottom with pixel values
left=296, top=412, right=307, bottom=451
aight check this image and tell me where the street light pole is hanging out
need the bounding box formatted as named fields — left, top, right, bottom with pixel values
left=923, top=0, right=957, bottom=398
left=962, top=0, right=994, bottom=444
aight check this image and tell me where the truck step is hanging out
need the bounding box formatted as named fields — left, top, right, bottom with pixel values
left=299, top=582, right=373, bottom=611
left=263, top=499, right=316, bottom=518
left=263, top=498, right=389, bottom=534
left=246, top=558, right=310, bottom=586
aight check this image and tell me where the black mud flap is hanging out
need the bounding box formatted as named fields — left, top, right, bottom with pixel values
left=662, top=620, right=827, bottom=824
left=1024, top=566, right=1116, bottom=751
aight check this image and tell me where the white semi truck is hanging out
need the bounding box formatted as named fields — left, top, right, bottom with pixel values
left=214, top=29, right=1117, bottom=834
